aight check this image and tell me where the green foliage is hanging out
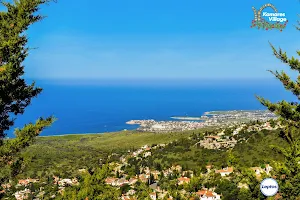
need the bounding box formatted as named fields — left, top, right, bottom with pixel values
left=214, top=179, right=239, bottom=200
left=256, top=17, right=300, bottom=199
left=0, top=0, right=55, bottom=181
left=56, top=164, right=120, bottom=200
left=20, top=131, right=192, bottom=178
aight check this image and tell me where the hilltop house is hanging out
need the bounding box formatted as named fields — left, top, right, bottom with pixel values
left=251, top=164, right=273, bottom=177
left=105, top=177, right=117, bottom=185
left=215, top=167, right=233, bottom=177
left=196, top=189, right=221, bottom=200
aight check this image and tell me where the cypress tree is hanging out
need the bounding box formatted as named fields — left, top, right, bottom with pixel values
left=256, top=18, right=300, bottom=198
left=0, top=0, right=55, bottom=182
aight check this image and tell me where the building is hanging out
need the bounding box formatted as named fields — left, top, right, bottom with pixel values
left=128, top=178, right=138, bottom=185
left=126, top=189, right=136, bottom=196
left=14, top=189, right=31, bottom=200
left=1, top=183, right=11, bottom=190
left=18, top=178, right=39, bottom=186
left=139, top=174, right=148, bottom=183
left=116, top=178, right=129, bottom=186
left=149, top=183, right=158, bottom=191
left=105, top=177, right=117, bottom=185
left=196, top=189, right=221, bottom=200
left=144, top=152, right=152, bottom=157
left=182, top=170, right=194, bottom=178
left=206, top=165, right=212, bottom=172
left=215, top=167, right=233, bottom=177
left=205, top=136, right=221, bottom=142
left=265, top=164, right=273, bottom=174
left=58, top=179, right=73, bottom=187
left=251, top=164, right=273, bottom=177
left=251, top=167, right=264, bottom=176
left=177, top=177, right=191, bottom=185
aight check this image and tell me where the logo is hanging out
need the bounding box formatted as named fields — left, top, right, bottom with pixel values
left=260, top=178, right=279, bottom=196
left=251, top=3, right=288, bottom=31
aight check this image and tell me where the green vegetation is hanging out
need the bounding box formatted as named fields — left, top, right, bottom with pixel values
left=0, top=120, right=289, bottom=199
left=256, top=17, right=300, bottom=199
left=18, top=127, right=286, bottom=179
left=1, top=0, right=299, bottom=199
left=19, top=131, right=194, bottom=178
left=0, top=0, right=55, bottom=183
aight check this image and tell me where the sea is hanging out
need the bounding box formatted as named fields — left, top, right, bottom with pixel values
left=6, top=78, right=295, bottom=137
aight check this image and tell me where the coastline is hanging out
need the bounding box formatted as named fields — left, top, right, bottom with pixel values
left=21, top=109, right=276, bottom=138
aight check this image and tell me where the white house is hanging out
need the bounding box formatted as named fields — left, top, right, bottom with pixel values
left=215, top=167, right=233, bottom=177
left=144, top=152, right=152, bottom=157
left=196, top=190, right=221, bottom=200
left=14, top=189, right=31, bottom=200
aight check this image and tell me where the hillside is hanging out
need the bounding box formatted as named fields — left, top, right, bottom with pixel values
left=0, top=124, right=289, bottom=199
left=19, top=126, right=285, bottom=179
left=19, top=130, right=198, bottom=178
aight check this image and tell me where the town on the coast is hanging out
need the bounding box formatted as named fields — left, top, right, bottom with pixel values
left=126, top=110, right=277, bottom=132
left=1, top=114, right=283, bottom=200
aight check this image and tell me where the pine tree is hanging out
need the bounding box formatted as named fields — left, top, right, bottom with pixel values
left=0, top=0, right=55, bottom=182
left=256, top=18, right=300, bottom=198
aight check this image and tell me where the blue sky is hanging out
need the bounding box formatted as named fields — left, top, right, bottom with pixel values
left=12, top=0, right=300, bottom=81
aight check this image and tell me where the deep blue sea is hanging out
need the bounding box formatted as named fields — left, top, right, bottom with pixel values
left=6, top=79, right=295, bottom=137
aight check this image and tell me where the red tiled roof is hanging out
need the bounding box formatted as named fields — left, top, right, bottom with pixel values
left=105, top=177, right=116, bottom=184
left=206, top=191, right=214, bottom=197
left=205, top=136, right=220, bottom=139
left=178, top=177, right=190, bottom=182
left=216, top=167, right=233, bottom=173
left=196, top=189, right=219, bottom=198
left=196, top=190, right=206, bottom=195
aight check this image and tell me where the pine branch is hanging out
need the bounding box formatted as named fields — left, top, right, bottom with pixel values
left=256, top=96, right=300, bottom=125
left=269, top=42, right=300, bottom=72
left=296, top=14, right=300, bottom=30
left=267, top=70, right=300, bottom=99
left=0, top=116, right=55, bottom=163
